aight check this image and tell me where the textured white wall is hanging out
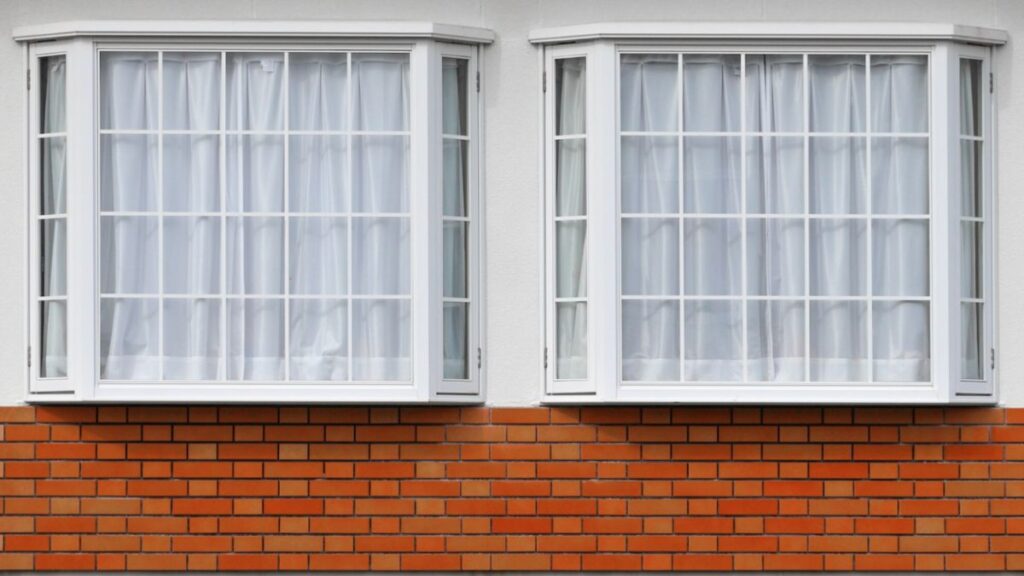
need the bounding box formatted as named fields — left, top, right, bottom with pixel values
left=0, top=0, right=1021, bottom=406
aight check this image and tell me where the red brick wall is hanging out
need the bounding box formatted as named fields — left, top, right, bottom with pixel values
left=0, top=405, right=1022, bottom=571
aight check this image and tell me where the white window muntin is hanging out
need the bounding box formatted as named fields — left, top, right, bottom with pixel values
left=26, top=37, right=482, bottom=403
left=544, top=40, right=991, bottom=404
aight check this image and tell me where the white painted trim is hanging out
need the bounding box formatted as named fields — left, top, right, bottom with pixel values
left=528, top=22, right=1007, bottom=47
left=13, top=21, right=495, bottom=45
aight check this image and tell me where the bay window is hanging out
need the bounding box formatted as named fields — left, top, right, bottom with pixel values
left=21, top=22, right=491, bottom=402
left=536, top=24, right=1004, bottom=404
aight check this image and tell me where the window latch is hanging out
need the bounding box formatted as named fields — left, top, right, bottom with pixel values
left=26, top=346, right=31, bottom=368
left=990, top=72, right=994, bottom=94
left=542, top=71, right=547, bottom=93
left=475, top=71, right=480, bottom=93
left=543, top=347, right=548, bottom=369
left=26, top=68, right=30, bottom=91
left=991, top=348, right=996, bottom=370
left=477, top=347, right=482, bottom=369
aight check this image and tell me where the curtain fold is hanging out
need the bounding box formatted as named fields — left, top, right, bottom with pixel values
left=41, top=56, right=68, bottom=378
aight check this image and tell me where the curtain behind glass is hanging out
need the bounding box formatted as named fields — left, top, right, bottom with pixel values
left=40, top=56, right=68, bottom=378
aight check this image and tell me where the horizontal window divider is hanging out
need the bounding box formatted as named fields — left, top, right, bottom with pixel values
left=619, top=380, right=935, bottom=387
left=961, top=297, right=985, bottom=304
left=98, top=129, right=413, bottom=136
left=619, top=294, right=931, bottom=301
left=37, top=295, right=68, bottom=302
left=554, top=297, right=588, bottom=303
left=99, top=211, right=414, bottom=218
left=961, top=216, right=984, bottom=223
left=442, top=215, right=470, bottom=222
left=37, top=214, right=68, bottom=220
left=553, top=133, right=586, bottom=140
left=100, top=293, right=414, bottom=300
left=620, top=213, right=931, bottom=219
left=554, top=215, right=588, bottom=222
left=38, top=132, right=68, bottom=139
left=619, top=131, right=930, bottom=138
left=442, top=297, right=471, bottom=303
left=98, top=379, right=416, bottom=386
left=959, top=135, right=984, bottom=141
left=442, top=134, right=470, bottom=141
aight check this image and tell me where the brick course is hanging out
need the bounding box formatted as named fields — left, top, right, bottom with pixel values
left=0, top=405, right=1021, bottom=571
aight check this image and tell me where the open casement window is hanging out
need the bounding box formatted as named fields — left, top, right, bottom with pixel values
left=535, top=24, right=1004, bottom=404
left=20, top=22, right=491, bottom=403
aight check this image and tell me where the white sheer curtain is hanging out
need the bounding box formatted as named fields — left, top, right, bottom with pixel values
left=99, top=50, right=410, bottom=382
left=554, top=57, right=588, bottom=379
left=618, top=53, right=930, bottom=383
left=40, top=55, right=68, bottom=378
left=442, top=58, right=470, bottom=380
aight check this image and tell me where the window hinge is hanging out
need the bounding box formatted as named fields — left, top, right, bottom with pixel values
left=990, top=72, right=994, bottom=94
left=991, top=348, right=996, bottom=370
left=542, top=71, right=547, bottom=93
left=27, top=346, right=31, bottom=368
left=477, top=347, right=482, bottom=369
left=26, top=68, right=30, bottom=91
left=543, top=347, right=549, bottom=369
left=475, top=71, right=480, bottom=93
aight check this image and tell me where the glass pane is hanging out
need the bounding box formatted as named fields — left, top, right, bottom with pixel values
left=684, top=136, right=741, bottom=214
left=557, top=139, right=587, bottom=216
left=684, top=218, right=742, bottom=296
left=226, top=217, right=284, bottom=295
left=960, top=59, right=983, bottom=137
left=227, top=52, right=284, bottom=131
left=810, top=136, right=866, bottom=214
left=226, top=135, right=285, bottom=213
left=810, top=300, right=868, bottom=382
left=352, top=217, right=410, bottom=295
left=872, top=219, right=929, bottom=297
left=809, top=219, right=867, bottom=297
left=41, top=138, right=66, bottom=215
left=555, top=58, right=586, bottom=136
left=871, top=55, right=928, bottom=133
left=100, top=52, right=158, bottom=130
left=444, top=221, right=468, bottom=299
left=961, top=221, right=982, bottom=300
left=961, top=140, right=982, bottom=218
left=961, top=302, right=983, bottom=380
left=290, top=299, right=347, bottom=381
left=748, top=300, right=805, bottom=382
left=40, top=219, right=66, bottom=297
left=620, top=54, right=678, bottom=132
left=444, top=302, right=469, bottom=380
left=809, top=54, right=866, bottom=133
left=289, top=135, right=347, bottom=213
left=872, top=137, right=928, bottom=215
left=290, top=217, right=347, bottom=296
left=227, top=298, right=284, bottom=381
left=746, top=136, right=803, bottom=214
left=40, top=55, right=66, bottom=133
left=746, top=54, right=804, bottom=133
left=352, top=299, right=411, bottom=381
left=40, top=301, right=67, bottom=379
left=353, top=135, right=409, bottom=213
left=163, top=299, right=221, bottom=380
left=873, top=301, right=930, bottom=382
left=621, top=136, right=677, bottom=214
left=556, top=302, right=587, bottom=380
left=746, top=218, right=804, bottom=297
left=683, top=54, right=741, bottom=133
left=444, top=140, right=468, bottom=217
left=622, top=300, right=679, bottom=382
left=352, top=53, right=409, bottom=131
left=163, top=52, right=221, bottom=131
left=164, top=216, right=221, bottom=295
left=289, top=52, right=347, bottom=132
left=621, top=218, right=678, bottom=296
left=684, top=300, right=742, bottom=382
left=164, top=135, right=220, bottom=212
left=100, top=216, right=159, bottom=294
left=442, top=58, right=468, bottom=136
left=556, top=221, right=587, bottom=298
left=100, top=298, right=159, bottom=380
left=100, top=134, right=158, bottom=212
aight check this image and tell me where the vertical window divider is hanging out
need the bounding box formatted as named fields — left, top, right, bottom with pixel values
left=283, top=51, right=291, bottom=382
left=677, top=52, right=685, bottom=383
left=346, top=51, right=354, bottom=383
left=157, top=51, right=164, bottom=382
left=866, top=53, right=874, bottom=382
left=740, top=53, right=748, bottom=384
left=219, top=50, right=227, bottom=381
left=803, top=53, right=811, bottom=383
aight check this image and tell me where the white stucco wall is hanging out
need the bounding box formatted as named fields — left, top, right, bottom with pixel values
left=0, top=0, right=1021, bottom=406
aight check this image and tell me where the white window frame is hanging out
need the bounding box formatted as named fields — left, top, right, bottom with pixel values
left=19, top=22, right=492, bottom=404
left=535, top=24, right=1004, bottom=405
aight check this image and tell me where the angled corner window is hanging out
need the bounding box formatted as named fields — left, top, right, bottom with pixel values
left=536, top=24, right=1003, bottom=404
left=21, top=23, right=491, bottom=403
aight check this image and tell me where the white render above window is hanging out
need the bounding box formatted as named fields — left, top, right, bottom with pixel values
left=18, top=22, right=491, bottom=403
left=536, top=23, right=1004, bottom=405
